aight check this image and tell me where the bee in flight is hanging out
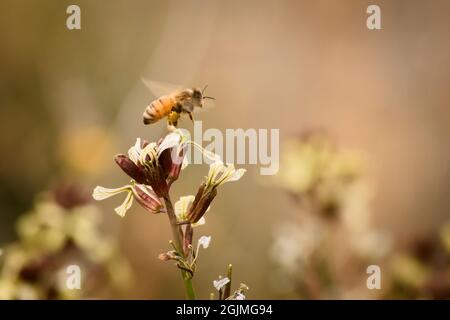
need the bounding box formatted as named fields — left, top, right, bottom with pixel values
left=142, top=79, right=215, bottom=128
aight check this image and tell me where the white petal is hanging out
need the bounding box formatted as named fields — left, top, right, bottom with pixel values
left=174, top=195, right=195, bottom=220
left=114, top=190, right=134, bottom=218
left=235, top=293, right=246, bottom=300
left=207, top=161, right=224, bottom=184
left=157, top=132, right=182, bottom=156
left=128, top=138, right=142, bottom=164
left=192, top=216, right=206, bottom=227
left=214, top=163, right=246, bottom=186
left=226, top=168, right=246, bottom=183
left=198, top=235, right=211, bottom=249
left=92, top=185, right=131, bottom=201
left=213, top=277, right=230, bottom=291
left=181, top=155, right=189, bottom=170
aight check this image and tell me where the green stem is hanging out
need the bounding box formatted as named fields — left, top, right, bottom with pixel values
left=163, top=196, right=196, bottom=300
left=183, top=275, right=196, bottom=300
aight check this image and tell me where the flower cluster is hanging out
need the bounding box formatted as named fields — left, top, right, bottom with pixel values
left=93, top=130, right=244, bottom=221
left=274, top=133, right=363, bottom=219
left=270, top=132, right=391, bottom=299
left=93, top=128, right=246, bottom=299
left=385, top=223, right=450, bottom=299
left=0, top=184, right=131, bottom=300
left=92, top=132, right=185, bottom=216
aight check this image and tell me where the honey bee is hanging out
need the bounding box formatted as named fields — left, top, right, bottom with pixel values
left=142, top=79, right=215, bottom=127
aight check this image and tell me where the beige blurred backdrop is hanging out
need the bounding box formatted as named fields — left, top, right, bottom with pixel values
left=1, top=0, right=450, bottom=299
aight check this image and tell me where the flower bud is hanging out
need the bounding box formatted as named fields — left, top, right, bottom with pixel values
left=158, top=251, right=176, bottom=261
left=159, top=146, right=186, bottom=185
left=114, top=154, right=147, bottom=184
left=147, top=166, right=169, bottom=198
left=131, top=184, right=163, bottom=214
left=188, top=183, right=217, bottom=223
left=190, top=183, right=206, bottom=213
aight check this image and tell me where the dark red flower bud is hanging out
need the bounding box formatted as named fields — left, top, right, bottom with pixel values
left=51, top=182, right=91, bottom=209
left=131, top=184, right=163, bottom=213
left=114, top=154, right=147, bottom=184
left=159, top=147, right=186, bottom=186
left=190, top=183, right=206, bottom=213
left=147, top=166, right=169, bottom=198
left=188, top=183, right=217, bottom=223
left=158, top=251, right=176, bottom=261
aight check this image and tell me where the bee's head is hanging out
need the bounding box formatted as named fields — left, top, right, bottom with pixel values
left=192, top=88, right=203, bottom=107
left=193, top=88, right=203, bottom=98
left=190, top=86, right=215, bottom=108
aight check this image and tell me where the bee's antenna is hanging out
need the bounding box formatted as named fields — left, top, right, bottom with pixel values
left=201, top=85, right=215, bottom=100
left=202, top=85, right=208, bottom=95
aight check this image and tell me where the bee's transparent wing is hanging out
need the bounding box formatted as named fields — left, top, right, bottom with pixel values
left=141, top=78, right=183, bottom=98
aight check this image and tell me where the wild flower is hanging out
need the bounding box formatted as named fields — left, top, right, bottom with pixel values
left=269, top=132, right=391, bottom=299
left=93, top=116, right=247, bottom=299
left=385, top=226, right=450, bottom=299
left=0, top=183, right=131, bottom=300
left=187, top=161, right=245, bottom=224
left=93, top=183, right=163, bottom=217
left=175, top=195, right=206, bottom=226
left=210, top=265, right=249, bottom=300
left=270, top=220, right=324, bottom=272
left=213, top=277, right=230, bottom=291
left=197, top=236, right=211, bottom=249
left=227, top=283, right=249, bottom=300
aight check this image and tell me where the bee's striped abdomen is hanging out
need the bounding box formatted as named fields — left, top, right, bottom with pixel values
left=143, top=95, right=176, bottom=125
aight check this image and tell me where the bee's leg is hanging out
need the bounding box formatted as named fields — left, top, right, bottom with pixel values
left=168, top=103, right=182, bottom=128
left=167, top=112, right=179, bottom=129
left=188, top=112, right=194, bottom=122
left=172, top=103, right=182, bottom=114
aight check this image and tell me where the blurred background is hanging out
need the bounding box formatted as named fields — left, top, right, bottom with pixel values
left=1, top=0, right=449, bottom=299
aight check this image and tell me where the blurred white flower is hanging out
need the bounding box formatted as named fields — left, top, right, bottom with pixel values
left=340, top=181, right=373, bottom=233
left=271, top=220, right=323, bottom=271
left=351, top=230, right=392, bottom=259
